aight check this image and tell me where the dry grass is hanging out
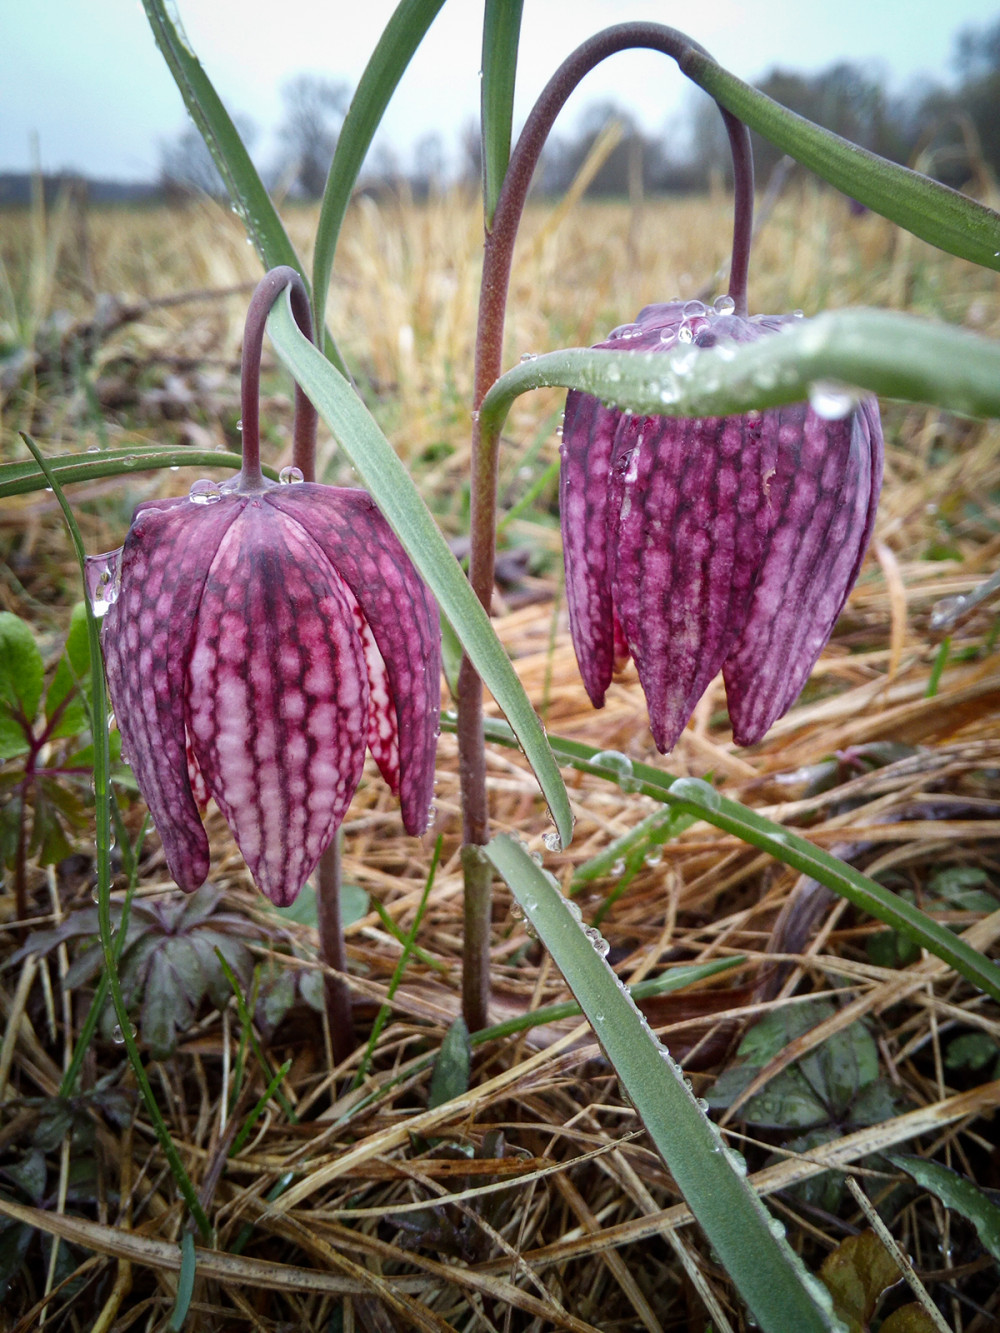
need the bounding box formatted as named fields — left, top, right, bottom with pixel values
left=1, top=183, right=1000, bottom=1331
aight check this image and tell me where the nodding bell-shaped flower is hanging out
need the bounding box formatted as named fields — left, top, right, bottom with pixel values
left=559, top=297, right=883, bottom=752
left=86, top=268, right=440, bottom=906
left=86, top=473, right=441, bottom=906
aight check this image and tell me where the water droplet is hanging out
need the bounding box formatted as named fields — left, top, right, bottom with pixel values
left=279, top=465, right=304, bottom=485
left=676, top=323, right=694, bottom=344
left=189, top=478, right=222, bottom=505
left=519, top=351, right=538, bottom=363
left=645, top=850, right=662, bottom=867
left=112, top=1021, right=137, bottom=1044
left=86, top=444, right=101, bottom=454
left=808, top=380, right=856, bottom=420
left=930, top=593, right=968, bottom=631
left=593, top=750, right=633, bottom=783
left=584, top=924, right=611, bottom=957
left=236, top=418, right=243, bottom=431
left=169, top=464, right=179, bottom=472
left=683, top=299, right=706, bottom=318
left=792, top=308, right=804, bottom=319
left=713, top=294, right=736, bottom=315
left=84, top=549, right=122, bottom=617
left=543, top=831, right=561, bottom=852
left=669, top=776, right=721, bottom=811
left=425, top=803, right=437, bottom=828
left=611, top=858, right=626, bottom=877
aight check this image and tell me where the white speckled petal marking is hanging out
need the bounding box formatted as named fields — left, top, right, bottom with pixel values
left=267, top=486, right=440, bottom=836
left=186, top=499, right=369, bottom=906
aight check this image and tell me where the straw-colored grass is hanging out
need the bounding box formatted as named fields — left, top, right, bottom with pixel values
left=1, top=182, right=999, bottom=1330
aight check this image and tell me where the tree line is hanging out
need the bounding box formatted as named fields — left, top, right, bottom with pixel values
left=160, top=19, right=1000, bottom=202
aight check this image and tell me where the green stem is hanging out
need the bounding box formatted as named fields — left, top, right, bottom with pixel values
left=21, top=433, right=211, bottom=1240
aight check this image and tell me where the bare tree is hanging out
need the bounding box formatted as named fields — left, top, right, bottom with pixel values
left=277, top=74, right=351, bottom=199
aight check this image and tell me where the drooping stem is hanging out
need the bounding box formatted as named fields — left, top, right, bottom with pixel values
left=458, top=23, right=756, bottom=1030
left=246, top=267, right=355, bottom=1053
left=240, top=266, right=315, bottom=487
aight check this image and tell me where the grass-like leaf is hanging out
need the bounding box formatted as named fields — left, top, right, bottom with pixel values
left=20, top=433, right=211, bottom=1238
left=480, top=308, right=1000, bottom=436
left=681, top=48, right=1000, bottom=273
left=887, top=1155, right=1000, bottom=1265
left=454, top=714, right=1000, bottom=1007
left=0, top=446, right=269, bottom=499
left=312, top=0, right=447, bottom=337
left=484, top=832, right=840, bottom=1333
left=266, top=291, right=573, bottom=848
left=480, top=0, right=523, bottom=226
left=141, top=0, right=302, bottom=276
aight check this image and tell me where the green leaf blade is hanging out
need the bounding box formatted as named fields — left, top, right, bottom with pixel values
left=481, top=0, right=523, bottom=226
left=266, top=294, right=572, bottom=847
left=312, top=0, right=447, bottom=336
left=0, top=612, right=44, bottom=755
left=141, top=0, right=302, bottom=276
left=682, top=49, right=1000, bottom=272
left=485, top=833, right=840, bottom=1333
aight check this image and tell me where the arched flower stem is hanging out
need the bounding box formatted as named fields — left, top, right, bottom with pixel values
left=458, top=24, right=755, bottom=1030
left=243, top=266, right=355, bottom=1061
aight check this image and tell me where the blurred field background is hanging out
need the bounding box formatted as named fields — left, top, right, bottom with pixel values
left=1, top=179, right=1000, bottom=1330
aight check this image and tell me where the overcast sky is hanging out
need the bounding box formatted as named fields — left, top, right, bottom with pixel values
left=4, top=1, right=999, bottom=181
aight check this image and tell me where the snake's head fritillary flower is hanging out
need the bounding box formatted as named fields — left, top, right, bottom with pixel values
left=86, top=470, right=440, bottom=906
left=559, top=296, right=883, bottom=752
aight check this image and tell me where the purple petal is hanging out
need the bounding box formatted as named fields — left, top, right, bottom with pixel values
left=265, top=486, right=440, bottom=837
left=101, top=496, right=241, bottom=891
left=612, top=412, right=776, bottom=752
left=559, top=390, right=623, bottom=706
left=350, top=597, right=401, bottom=794
left=723, top=398, right=884, bottom=743
left=185, top=498, right=369, bottom=906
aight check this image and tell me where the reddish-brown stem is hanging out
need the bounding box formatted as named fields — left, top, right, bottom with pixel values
left=243, top=267, right=354, bottom=1055
left=240, top=267, right=315, bottom=488
left=458, top=23, right=756, bottom=1030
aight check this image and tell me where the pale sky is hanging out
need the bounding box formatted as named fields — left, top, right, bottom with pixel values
left=4, top=1, right=999, bottom=181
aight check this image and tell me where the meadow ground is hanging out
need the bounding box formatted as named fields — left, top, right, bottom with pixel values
left=1, top=183, right=999, bottom=1330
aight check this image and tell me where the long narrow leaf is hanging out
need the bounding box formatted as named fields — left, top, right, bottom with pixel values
left=485, top=833, right=839, bottom=1333
left=266, top=291, right=572, bottom=847
left=451, top=713, right=1000, bottom=1006
left=481, top=0, right=523, bottom=227
left=480, top=309, right=1000, bottom=439
left=0, top=447, right=269, bottom=500
left=681, top=48, right=1000, bottom=272
left=141, top=0, right=302, bottom=275
left=313, top=0, right=447, bottom=336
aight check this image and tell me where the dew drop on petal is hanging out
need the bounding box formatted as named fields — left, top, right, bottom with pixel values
left=808, top=380, right=856, bottom=419
left=713, top=293, right=736, bottom=314
left=278, top=465, right=304, bottom=485
left=189, top=478, right=223, bottom=505
left=683, top=299, right=706, bottom=318
left=676, top=323, right=694, bottom=344
left=84, top=549, right=122, bottom=617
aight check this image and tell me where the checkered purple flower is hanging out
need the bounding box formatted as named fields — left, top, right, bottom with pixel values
left=87, top=475, right=440, bottom=906
left=559, top=298, right=883, bottom=751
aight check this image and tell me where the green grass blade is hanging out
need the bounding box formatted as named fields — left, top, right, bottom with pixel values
left=312, top=0, right=447, bottom=336
left=21, top=433, right=211, bottom=1239
left=266, top=292, right=572, bottom=848
left=681, top=49, right=1000, bottom=273
left=0, top=447, right=274, bottom=500
left=169, top=1232, right=197, bottom=1331
left=484, top=833, right=840, bottom=1333
left=480, top=309, right=1000, bottom=437
left=481, top=0, right=523, bottom=226
left=452, top=713, right=1000, bottom=1006
left=887, top=1155, right=1000, bottom=1265
left=141, top=1, right=303, bottom=276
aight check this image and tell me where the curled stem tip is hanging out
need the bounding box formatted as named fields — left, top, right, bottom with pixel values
left=240, top=266, right=317, bottom=485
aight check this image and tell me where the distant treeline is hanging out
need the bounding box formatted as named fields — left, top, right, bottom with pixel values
left=5, top=20, right=998, bottom=208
